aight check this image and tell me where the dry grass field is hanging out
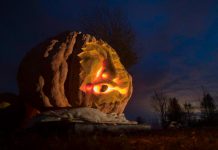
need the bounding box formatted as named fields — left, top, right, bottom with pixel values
left=1, top=127, right=218, bottom=150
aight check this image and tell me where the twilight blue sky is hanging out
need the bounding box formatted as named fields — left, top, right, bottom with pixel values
left=0, top=0, right=218, bottom=121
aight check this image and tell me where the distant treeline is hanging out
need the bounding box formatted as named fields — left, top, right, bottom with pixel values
left=137, top=87, right=218, bottom=128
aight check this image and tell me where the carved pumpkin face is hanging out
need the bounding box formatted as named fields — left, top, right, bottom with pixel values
left=17, top=32, right=132, bottom=114
left=78, top=41, right=132, bottom=113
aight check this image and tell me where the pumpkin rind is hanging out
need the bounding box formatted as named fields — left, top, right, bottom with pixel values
left=17, top=31, right=133, bottom=114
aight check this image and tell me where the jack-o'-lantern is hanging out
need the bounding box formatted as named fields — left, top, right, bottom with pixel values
left=17, top=32, right=132, bottom=114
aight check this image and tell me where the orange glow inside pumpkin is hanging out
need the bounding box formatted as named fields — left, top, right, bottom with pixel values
left=84, top=84, right=94, bottom=93
left=95, top=66, right=103, bottom=79
left=93, top=84, right=128, bottom=95
left=112, top=77, right=120, bottom=84
left=101, top=73, right=109, bottom=79
left=82, top=64, right=128, bottom=95
left=78, top=40, right=132, bottom=109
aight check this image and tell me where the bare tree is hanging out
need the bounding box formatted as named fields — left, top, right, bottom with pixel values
left=151, top=90, right=168, bottom=128
left=184, top=101, right=194, bottom=126
left=167, top=97, right=184, bottom=124
left=199, top=87, right=216, bottom=122
left=77, top=7, right=137, bottom=69
left=201, top=93, right=216, bottom=122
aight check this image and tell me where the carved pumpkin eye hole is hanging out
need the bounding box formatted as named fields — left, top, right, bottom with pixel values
left=93, top=84, right=110, bottom=94
left=100, top=85, right=108, bottom=92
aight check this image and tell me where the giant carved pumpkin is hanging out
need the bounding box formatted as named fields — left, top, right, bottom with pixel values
left=17, top=32, right=132, bottom=114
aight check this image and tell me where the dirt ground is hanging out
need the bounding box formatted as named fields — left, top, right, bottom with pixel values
left=1, top=128, right=218, bottom=150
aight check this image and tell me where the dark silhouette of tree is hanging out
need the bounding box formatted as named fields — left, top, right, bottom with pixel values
left=167, top=97, right=184, bottom=124
left=151, top=90, right=168, bottom=128
left=201, top=93, right=216, bottom=122
left=183, top=101, right=194, bottom=126
left=77, top=7, right=137, bottom=69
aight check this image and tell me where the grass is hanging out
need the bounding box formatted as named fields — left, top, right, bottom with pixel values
left=1, top=127, right=218, bottom=150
